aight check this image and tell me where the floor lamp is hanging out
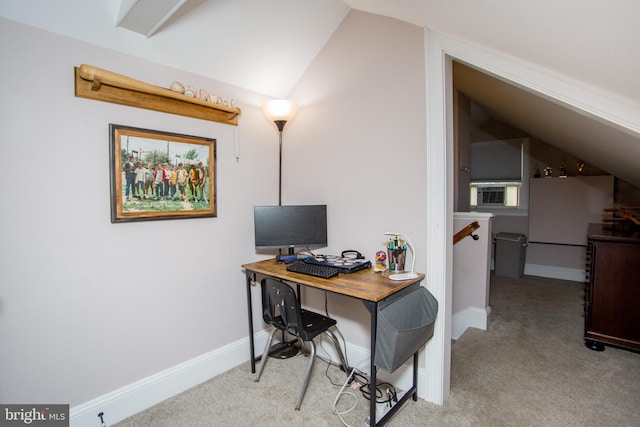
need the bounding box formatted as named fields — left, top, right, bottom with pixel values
left=262, top=99, right=298, bottom=206
left=262, top=99, right=299, bottom=358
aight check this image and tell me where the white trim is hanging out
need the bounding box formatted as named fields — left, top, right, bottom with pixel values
left=424, top=29, right=453, bottom=406
left=453, top=212, right=494, bottom=221
left=430, top=32, right=640, bottom=137
left=452, top=306, right=491, bottom=340
left=524, top=264, right=585, bottom=282
left=70, top=330, right=270, bottom=427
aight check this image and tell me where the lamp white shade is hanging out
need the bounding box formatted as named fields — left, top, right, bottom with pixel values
left=262, top=99, right=298, bottom=123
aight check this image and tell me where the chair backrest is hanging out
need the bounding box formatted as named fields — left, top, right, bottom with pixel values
left=261, top=278, right=303, bottom=337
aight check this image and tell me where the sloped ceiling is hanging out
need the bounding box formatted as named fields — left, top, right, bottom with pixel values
left=0, top=0, right=351, bottom=98
left=1, top=0, right=639, bottom=187
left=116, top=0, right=190, bottom=37
left=453, top=61, right=640, bottom=187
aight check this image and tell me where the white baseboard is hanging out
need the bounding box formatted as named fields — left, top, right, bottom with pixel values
left=451, top=306, right=491, bottom=340
left=524, top=263, right=585, bottom=282
left=70, top=330, right=270, bottom=427
left=70, top=330, right=428, bottom=426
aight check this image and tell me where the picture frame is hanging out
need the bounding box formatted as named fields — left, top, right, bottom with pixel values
left=109, top=124, right=216, bottom=223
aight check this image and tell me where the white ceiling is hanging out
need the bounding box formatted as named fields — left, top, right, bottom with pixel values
left=2, top=0, right=639, bottom=187
left=115, top=0, right=190, bottom=37
left=0, top=0, right=351, bottom=98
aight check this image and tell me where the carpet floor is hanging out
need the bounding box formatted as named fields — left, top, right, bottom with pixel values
left=115, top=274, right=640, bottom=426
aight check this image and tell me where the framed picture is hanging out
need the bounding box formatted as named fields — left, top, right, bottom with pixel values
left=109, top=124, right=216, bottom=223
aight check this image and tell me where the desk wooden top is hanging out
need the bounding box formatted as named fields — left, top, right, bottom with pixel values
left=242, top=258, right=425, bottom=302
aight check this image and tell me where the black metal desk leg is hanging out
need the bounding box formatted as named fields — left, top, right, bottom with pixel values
left=413, top=352, right=418, bottom=401
left=246, top=271, right=256, bottom=373
left=370, top=301, right=378, bottom=426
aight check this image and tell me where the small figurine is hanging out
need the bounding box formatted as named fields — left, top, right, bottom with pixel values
left=577, top=161, right=585, bottom=175
left=559, top=159, right=567, bottom=177
left=544, top=166, right=553, bottom=178
left=533, top=165, right=541, bottom=178
left=374, top=250, right=387, bottom=273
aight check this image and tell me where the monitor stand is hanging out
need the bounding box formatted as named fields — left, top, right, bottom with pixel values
left=275, top=247, right=298, bottom=263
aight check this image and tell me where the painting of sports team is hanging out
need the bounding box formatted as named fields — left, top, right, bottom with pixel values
left=122, top=155, right=211, bottom=212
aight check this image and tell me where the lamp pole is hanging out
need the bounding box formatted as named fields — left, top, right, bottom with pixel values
left=274, top=120, right=287, bottom=206
left=262, top=99, right=297, bottom=206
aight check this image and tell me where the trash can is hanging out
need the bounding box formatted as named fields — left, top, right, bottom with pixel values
left=494, top=232, right=527, bottom=278
left=375, top=286, right=438, bottom=373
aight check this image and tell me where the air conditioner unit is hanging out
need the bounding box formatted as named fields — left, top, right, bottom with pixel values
left=470, top=182, right=520, bottom=208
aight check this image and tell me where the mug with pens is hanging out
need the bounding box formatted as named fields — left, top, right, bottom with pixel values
left=387, top=237, right=407, bottom=272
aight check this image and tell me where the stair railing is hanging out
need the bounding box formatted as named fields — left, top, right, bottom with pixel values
left=453, top=221, right=480, bottom=245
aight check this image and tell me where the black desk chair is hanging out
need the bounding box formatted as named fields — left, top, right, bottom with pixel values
left=255, top=277, right=348, bottom=410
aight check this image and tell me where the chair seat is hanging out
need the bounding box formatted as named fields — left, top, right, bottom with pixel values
left=299, top=309, right=337, bottom=341
left=270, top=310, right=336, bottom=341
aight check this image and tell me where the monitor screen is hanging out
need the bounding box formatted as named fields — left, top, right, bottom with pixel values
left=254, top=205, right=328, bottom=253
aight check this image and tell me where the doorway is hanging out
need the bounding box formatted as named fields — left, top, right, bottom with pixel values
left=423, top=28, right=639, bottom=406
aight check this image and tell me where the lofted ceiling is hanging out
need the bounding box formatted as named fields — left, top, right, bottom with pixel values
left=115, top=0, right=191, bottom=37
left=452, top=61, right=640, bottom=187
left=1, top=0, right=639, bottom=187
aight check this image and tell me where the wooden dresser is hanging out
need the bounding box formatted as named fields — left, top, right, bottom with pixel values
left=584, top=223, right=640, bottom=352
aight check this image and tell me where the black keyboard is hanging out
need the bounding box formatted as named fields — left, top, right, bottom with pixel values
left=286, top=261, right=339, bottom=279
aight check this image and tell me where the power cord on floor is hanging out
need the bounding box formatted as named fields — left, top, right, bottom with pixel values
left=358, top=373, right=398, bottom=408
left=317, top=325, right=354, bottom=376
left=318, top=333, right=358, bottom=386
left=316, top=348, right=368, bottom=388
left=332, top=358, right=370, bottom=427
left=320, top=328, right=396, bottom=406
left=317, top=346, right=344, bottom=386
left=318, top=339, right=397, bottom=425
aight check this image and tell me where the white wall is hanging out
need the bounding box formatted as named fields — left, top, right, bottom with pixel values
left=285, top=10, right=427, bottom=354
left=452, top=213, right=493, bottom=340
left=0, top=17, right=274, bottom=407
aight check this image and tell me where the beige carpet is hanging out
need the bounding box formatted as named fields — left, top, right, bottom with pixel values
left=116, top=275, right=640, bottom=426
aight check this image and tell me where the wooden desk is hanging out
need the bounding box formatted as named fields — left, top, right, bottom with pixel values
left=242, top=258, right=425, bottom=426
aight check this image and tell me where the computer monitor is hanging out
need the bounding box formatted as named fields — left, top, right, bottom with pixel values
left=254, top=205, right=328, bottom=255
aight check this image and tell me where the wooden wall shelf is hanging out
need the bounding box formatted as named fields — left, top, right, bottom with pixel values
left=74, top=64, right=241, bottom=125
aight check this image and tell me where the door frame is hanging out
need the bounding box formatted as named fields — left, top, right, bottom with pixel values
left=422, top=28, right=640, bottom=404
